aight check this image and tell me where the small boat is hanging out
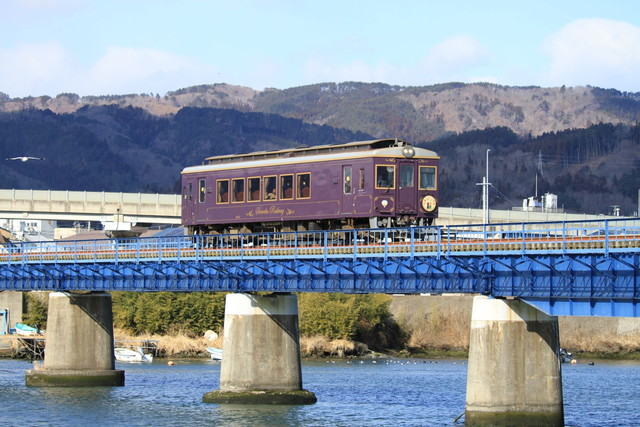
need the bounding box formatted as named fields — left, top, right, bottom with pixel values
left=560, top=348, right=573, bottom=363
left=114, top=347, right=153, bottom=363
left=15, top=323, right=44, bottom=336
left=206, top=347, right=223, bottom=361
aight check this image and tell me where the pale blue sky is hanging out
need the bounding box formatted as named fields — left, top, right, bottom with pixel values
left=1, top=0, right=639, bottom=97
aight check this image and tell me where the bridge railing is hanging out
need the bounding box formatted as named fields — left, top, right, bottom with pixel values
left=1, top=218, right=638, bottom=264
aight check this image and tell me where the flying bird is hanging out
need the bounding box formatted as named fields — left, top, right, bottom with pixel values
left=6, top=156, right=46, bottom=162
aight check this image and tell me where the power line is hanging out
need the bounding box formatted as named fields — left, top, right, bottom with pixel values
left=489, top=183, right=517, bottom=206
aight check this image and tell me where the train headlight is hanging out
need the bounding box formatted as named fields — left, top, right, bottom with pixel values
left=422, top=195, right=437, bottom=212
left=402, top=147, right=415, bottom=158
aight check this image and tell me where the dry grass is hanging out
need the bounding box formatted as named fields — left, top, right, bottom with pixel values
left=405, top=310, right=470, bottom=351
left=300, top=336, right=367, bottom=357
left=390, top=295, right=472, bottom=352
left=112, top=297, right=640, bottom=359
left=114, top=328, right=223, bottom=358
left=391, top=296, right=640, bottom=356
left=558, top=318, right=640, bottom=354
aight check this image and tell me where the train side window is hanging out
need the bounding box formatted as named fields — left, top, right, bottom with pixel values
left=297, top=173, right=311, bottom=198
left=232, top=178, right=244, bottom=203
left=359, top=168, right=365, bottom=190
left=419, top=166, right=437, bottom=190
left=188, top=183, right=193, bottom=201
left=264, top=176, right=277, bottom=200
left=280, top=174, right=293, bottom=199
left=343, top=166, right=352, bottom=194
left=216, top=179, right=229, bottom=203
left=248, top=177, right=261, bottom=201
left=375, top=165, right=395, bottom=189
left=199, top=179, right=206, bottom=203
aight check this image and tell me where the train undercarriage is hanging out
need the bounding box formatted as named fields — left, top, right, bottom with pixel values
left=187, top=215, right=435, bottom=237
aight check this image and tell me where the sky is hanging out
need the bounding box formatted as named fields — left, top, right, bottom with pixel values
left=1, top=0, right=639, bottom=98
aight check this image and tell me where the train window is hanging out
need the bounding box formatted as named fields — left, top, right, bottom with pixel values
left=297, top=173, right=311, bottom=198
left=375, top=165, right=395, bottom=189
left=419, top=166, right=437, bottom=190
left=359, top=168, right=365, bottom=190
left=264, top=176, right=277, bottom=200
left=248, top=177, right=260, bottom=202
left=400, top=164, right=414, bottom=187
left=280, top=175, right=293, bottom=199
left=216, top=180, right=229, bottom=203
left=199, top=179, right=206, bottom=203
left=343, top=166, right=352, bottom=194
left=232, top=178, right=244, bottom=203
left=188, top=183, right=192, bottom=201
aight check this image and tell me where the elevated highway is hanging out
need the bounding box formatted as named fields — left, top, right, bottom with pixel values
left=0, top=189, right=181, bottom=225
left=0, top=188, right=621, bottom=228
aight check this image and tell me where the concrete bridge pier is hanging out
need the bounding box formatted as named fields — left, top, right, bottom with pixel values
left=203, top=293, right=316, bottom=404
left=465, top=295, right=563, bottom=426
left=26, top=291, right=124, bottom=386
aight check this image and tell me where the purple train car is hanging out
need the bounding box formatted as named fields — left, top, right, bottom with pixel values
left=181, top=138, right=439, bottom=235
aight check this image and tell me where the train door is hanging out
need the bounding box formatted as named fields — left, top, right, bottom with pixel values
left=341, top=165, right=354, bottom=214
left=397, top=161, right=417, bottom=213
left=182, top=176, right=197, bottom=224
left=196, top=177, right=208, bottom=222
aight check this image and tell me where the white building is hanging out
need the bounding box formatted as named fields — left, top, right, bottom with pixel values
left=0, top=218, right=56, bottom=241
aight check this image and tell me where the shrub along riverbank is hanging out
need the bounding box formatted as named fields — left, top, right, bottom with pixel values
left=21, top=292, right=640, bottom=359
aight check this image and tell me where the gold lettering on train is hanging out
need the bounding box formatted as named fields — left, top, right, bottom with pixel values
left=246, top=206, right=296, bottom=217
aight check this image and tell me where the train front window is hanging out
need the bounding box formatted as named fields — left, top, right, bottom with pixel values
left=280, top=175, right=293, bottom=199
left=216, top=180, right=229, bottom=203
left=419, top=166, right=437, bottom=190
left=264, top=176, right=277, bottom=200
left=375, top=165, right=395, bottom=189
left=297, top=173, right=311, bottom=198
left=400, top=165, right=414, bottom=187
left=248, top=177, right=260, bottom=201
left=232, top=178, right=244, bottom=203
left=199, top=179, right=206, bottom=203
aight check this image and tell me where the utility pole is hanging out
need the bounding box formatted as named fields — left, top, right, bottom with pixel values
left=476, top=149, right=491, bottom=224
left=537, top=150, right=544, bottom=177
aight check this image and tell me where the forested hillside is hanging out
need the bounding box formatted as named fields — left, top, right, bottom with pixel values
left=430, top=123, right=640, bottom=214
left=3, top=82, right=640, bottom=142
left=0, top=106, right=370, bottom=193
left=0, top=82, right=639, bottom=215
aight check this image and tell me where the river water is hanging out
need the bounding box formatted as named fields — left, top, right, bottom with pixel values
left=0, top=357, right=638, bottom=426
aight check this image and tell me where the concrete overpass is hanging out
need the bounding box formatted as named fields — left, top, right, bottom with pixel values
left=0, top=188, right=622, bottom=231
left=0, top=189, right=181, bottom=226
left=437, top=205, right=621, bottom=225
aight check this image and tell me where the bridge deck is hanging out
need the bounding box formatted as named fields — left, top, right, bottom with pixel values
left=1, top=218, right=639, bottom=317
left=2, top=234, right=638, bottom=264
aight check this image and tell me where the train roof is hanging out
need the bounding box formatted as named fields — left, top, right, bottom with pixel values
left=203, top=138, right=434, bottom=163
left=182, top=139, right=438, bottom=175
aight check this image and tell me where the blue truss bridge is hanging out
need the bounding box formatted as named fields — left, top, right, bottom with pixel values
left=1, top=218, right=639, bottom=317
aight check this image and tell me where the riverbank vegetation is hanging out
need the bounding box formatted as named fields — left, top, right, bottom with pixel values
left=110, top=292, right=406, bottom=358
left=21, top=291, right=640, bottom=359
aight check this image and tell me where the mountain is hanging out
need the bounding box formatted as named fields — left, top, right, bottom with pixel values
left=2, top=82, right=640, bottom=142
left=0, top=82, right=639, bottom=215
left=429, top=124, right=640, bottom=214
left=0, top=105, right=370, bottom=193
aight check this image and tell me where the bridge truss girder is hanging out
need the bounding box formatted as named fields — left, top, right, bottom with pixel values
left=0, top=252, right=637, bottom=316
